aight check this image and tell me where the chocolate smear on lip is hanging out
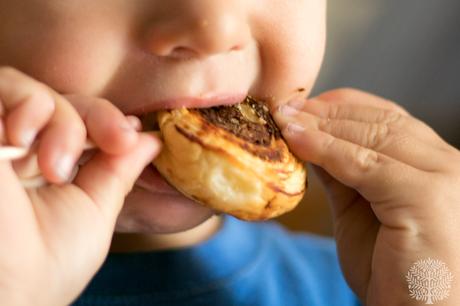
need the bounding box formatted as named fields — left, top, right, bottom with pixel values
left=195, top=96, right=281, bottom=146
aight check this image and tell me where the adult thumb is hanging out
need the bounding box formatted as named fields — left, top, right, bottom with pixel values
left=73, top=132, right=162, bottom=222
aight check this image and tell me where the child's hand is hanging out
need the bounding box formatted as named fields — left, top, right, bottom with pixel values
left=274, top=88, right=460, bottom=305
left=0, top=67, right=161, bottom=306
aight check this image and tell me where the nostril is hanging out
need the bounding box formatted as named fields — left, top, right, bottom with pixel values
left=230, top=45, right=243, bottom=51
left=145, top=10, right=251, bottom=58
left=168, top=47, right=199, bottom=60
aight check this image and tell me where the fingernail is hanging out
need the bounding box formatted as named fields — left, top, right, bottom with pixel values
left=126, top=116, right=142, bottom=131
left=21, top=129, right=37, bottom=147
left=288, top=99, right=306, bottom=110
left=119, top=117, right=137, bottom=133
left=286, top=123, right=305, bottom=134
left=55, top=154, right=74, bottom=181
left=68, top=164, right=79, bottom=183
left=278, top=104, right=299, bottom=117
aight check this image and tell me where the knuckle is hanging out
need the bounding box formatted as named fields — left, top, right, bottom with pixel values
left=354, top=146, right=380, bottom=174
left=319, top=136, right=336, bottom=168
left=0, top=67, right=45, bottom=92
left=70, top=119, right=87, bottom=139
left=0, top=66, right=51, bottom=95
left=366, top=122, right=389, bottom=149
left=379, top=109, right=403, bottom=125
left=63, top=130, right=87, bottom=152
left=319, top=87, right=361, bottom=102
left=0, top=66, right=22, bottom=79
left=94, top=97, right=112, bottom=106
left=327, top=103, right=341, bottom=119
left=91, top=97, right=119, bottom=117
left=30, top=84, right=56, bottom=108
left=0, top=67, right=54, bottom=107
left=381, top=98, right=410, bottom=115
left=317, top=116, right=333, bottom=132
left=54, top=116, right=87, bottom=143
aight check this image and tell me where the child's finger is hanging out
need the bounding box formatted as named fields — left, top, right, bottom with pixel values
left=64, top=95, right=139, bottom=155
left=0, top=161, right=36, bottom=228
left=0, top=119, right=6, bottom=145
left=289, top=97, right=447, bottom=150
left=35, top=93, right=87, bottom=184
left=0, top=67, right=56, bottom=147
left=275, top=106, right=447, bottom=172
left=0, top=67, right=87, bottom=184
left=290, top=110, right=446, bottom=171
left=12, top=152, right=40, bottom=179
left=278, top=124, right=426, bottom=206
left=311, top=165, right=359, bottom=219
left=289, top=98, right=408, bottom=123
left=314, top=88, right=410, bottom=115
left=73, top=133, right=161, bottom=223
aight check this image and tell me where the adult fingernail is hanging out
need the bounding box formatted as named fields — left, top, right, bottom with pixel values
left=286, top=123, right=305, bottom=134
left=20, top=129, right=37, bottom=147
left=55, top=154, right=74, bottom=181
left=277, top=104, right=299, bottom=117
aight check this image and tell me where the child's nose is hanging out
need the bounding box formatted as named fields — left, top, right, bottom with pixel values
left=144, top=1, right=251, bottom=59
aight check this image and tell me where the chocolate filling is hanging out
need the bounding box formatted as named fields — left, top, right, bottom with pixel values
left=196, top=97, right=281, bottom=146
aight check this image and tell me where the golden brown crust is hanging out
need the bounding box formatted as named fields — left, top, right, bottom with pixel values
left=150, top=102, right=307, bottom=221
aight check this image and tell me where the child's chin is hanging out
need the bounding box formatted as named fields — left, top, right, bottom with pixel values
left=114, top=185, right=216, bottom=234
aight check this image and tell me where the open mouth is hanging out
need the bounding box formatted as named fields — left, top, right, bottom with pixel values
left=134, top=111, right=176, bottom=195
left=142, top=95, right=307, bottom=221
left=133, top=93, right=249, bottom=196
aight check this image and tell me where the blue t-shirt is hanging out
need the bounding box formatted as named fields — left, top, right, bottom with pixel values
left=73, top=217, right=361, bottom=306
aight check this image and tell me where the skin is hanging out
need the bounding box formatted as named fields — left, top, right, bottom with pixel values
left=0, top=1, right=459, bottom=306
left=0, top=0, right=325, bottom=235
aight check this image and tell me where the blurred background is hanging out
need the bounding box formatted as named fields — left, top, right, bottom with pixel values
left=278, top=0, right=460, bottom=236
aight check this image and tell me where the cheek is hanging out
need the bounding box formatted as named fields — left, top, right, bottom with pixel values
left=251, top=1, right=326, bottom=101
left=0, top=8, right=127, bottom=95
left=32, top=31, right=125, bottom=95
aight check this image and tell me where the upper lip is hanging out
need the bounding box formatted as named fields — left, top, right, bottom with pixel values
left=125, top=93, right=247, bottom=116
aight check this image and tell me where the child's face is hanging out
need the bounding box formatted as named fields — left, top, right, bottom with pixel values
left=0, top=1, right=326, bottom=233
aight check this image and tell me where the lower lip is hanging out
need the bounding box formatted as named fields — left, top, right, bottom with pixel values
left=135, top=164, right=181, bottom=195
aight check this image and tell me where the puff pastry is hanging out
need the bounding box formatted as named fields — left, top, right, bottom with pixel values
left=145, top=97, right=307, bottom=221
